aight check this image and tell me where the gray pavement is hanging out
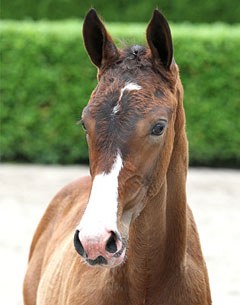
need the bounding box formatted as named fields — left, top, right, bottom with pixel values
left=0, top=164, right=239, bottom=305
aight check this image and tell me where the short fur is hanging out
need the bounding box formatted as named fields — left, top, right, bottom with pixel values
left=23, top=9, right=211, bottom=305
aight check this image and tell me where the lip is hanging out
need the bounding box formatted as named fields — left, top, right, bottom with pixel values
left=84, top=247, right=127, bottom=268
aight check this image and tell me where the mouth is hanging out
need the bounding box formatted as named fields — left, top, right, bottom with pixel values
left=84, top=245, right=127, bottom=268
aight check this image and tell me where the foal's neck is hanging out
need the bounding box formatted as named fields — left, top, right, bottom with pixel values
left=117, top=178, right=187, bottom=298
left=132, top=181, right=168, bottom=261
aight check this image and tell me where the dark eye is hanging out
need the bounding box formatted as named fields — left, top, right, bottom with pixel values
left=80, top=119, right=87, bottom=132
left=151, top=121, right=166, bottom=136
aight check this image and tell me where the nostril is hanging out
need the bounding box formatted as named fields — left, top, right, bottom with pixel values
left=105, top=231, right=118, bottom=254
left=74, top=230, right=85, bottom=257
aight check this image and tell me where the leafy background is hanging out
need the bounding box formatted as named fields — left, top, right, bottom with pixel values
left=1, top=2, right=240, bottom=167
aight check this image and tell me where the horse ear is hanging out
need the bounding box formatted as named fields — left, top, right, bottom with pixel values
left=83, top=9, right=119, bottom=68
left=146, top=10, right=173, bottom=70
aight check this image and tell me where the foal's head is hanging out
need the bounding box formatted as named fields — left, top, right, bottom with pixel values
left=74, top=9, right=185, bottom=267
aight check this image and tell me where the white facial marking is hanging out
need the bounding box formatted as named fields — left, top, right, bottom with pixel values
left=112, top=82, right=142, bottom=115
left=77, top=153, right=123, bottom=237
left=112, top=104, right=121, bottom=115
left=123, top=83, right=142, bottom=92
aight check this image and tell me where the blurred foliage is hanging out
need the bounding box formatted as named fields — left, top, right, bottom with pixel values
left=1, top=0, right=240, bottom=23
left=0, top=21, right=240, bottom=166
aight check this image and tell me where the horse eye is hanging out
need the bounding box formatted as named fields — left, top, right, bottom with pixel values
left=151, top=121, right=166, bottom=136
left=80, top=120, right=87, bottom=132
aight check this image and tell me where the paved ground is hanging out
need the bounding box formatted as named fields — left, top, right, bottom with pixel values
left=0, top=164, right=239, bottom=305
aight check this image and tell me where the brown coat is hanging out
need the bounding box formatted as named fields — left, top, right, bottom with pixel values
left=23, top=9, right=212, bottom=305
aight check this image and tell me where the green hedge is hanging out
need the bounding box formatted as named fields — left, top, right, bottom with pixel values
left=1, top=0, right=240, bottom=24
left=1, top=21, right=240, bottom=166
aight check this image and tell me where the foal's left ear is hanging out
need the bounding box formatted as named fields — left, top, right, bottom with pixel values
left=83, top=9, right=119, bottom=69
left=146, top=10, right=173, bottom=70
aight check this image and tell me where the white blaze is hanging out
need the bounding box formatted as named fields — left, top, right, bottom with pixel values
left=113, top=83, right=142, bottom=114
left=77, top=153, right=123, bottom=237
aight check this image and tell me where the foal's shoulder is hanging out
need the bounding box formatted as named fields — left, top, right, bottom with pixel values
left=54, top=175, right=92, bottom=203
left=44, top=175, right=92, bottom=211
left=28, top=175, right=92, bottom=260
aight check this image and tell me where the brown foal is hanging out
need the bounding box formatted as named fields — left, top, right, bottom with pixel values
left=23, top=9, right=212, bottom=305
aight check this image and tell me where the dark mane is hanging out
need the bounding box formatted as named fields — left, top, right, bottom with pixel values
left=122, top=45, right=147, bottom=61
left=99, top=44, right=178, bottom=91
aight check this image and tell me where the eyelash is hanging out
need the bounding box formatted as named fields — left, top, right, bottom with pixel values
left=77, top=119, right=87, bottom=132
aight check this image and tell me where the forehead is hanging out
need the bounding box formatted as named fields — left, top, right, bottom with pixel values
left=87, top=45, right=176, bottom=113
left=87, top=81, right=171, bottom=117
left=82, top=46, right=176, bottom=162
left=84, top=83, right=172, bottom=155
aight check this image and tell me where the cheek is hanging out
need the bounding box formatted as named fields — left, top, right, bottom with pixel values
left=87, top=141, right=96, bottom=174
left=131, top=142, right=163, bottom=178
left=119, top=185, right=147, bottom=229
left=122, top=178, right=144, bottom=207
left=86, top=138, right=103, bottom=176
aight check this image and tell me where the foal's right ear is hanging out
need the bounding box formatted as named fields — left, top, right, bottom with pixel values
left=83, top=9, right=119, bottom=69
